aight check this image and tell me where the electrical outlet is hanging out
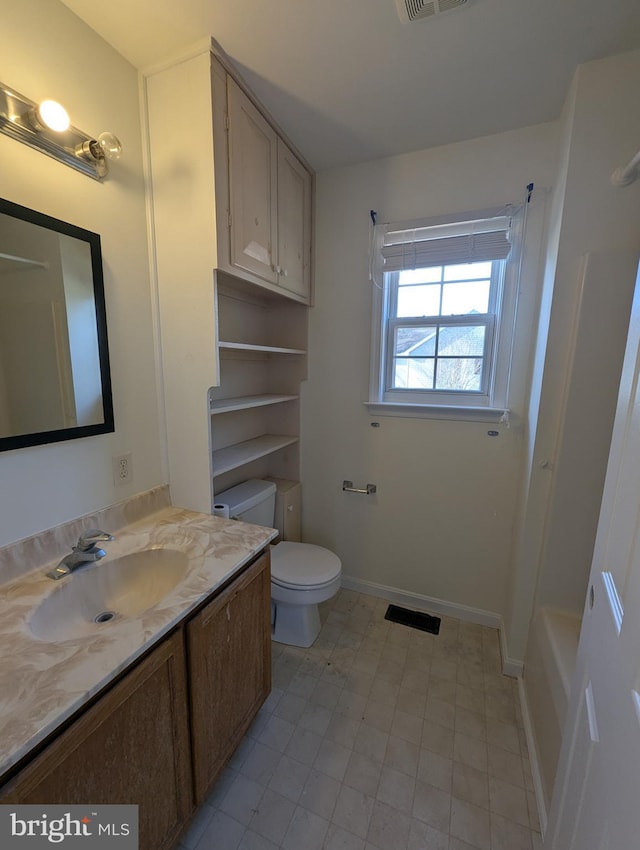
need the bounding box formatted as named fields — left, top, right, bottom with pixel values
left=112, top=452, right=133, bottom=487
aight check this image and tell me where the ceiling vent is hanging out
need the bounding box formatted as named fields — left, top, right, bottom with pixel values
left=395, top=0, right=468, bottom=23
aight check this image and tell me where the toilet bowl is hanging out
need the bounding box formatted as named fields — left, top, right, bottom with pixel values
left=270, top=542, right=342, bottom=646
left=214, top=479, right=341, bottom=647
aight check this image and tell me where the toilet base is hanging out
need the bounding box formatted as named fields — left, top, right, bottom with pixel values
left=272, top=600, right=321, bottom=648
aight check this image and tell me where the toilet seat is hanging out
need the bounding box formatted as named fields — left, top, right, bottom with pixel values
left=270, top=542, right=341, bottom=590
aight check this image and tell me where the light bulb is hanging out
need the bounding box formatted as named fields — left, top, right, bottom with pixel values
left=37, top=100, right=70, bottom=132
left=97, top=132, right=122, bottom=160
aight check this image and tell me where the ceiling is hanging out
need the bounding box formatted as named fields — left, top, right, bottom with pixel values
left=60, top=0, right=640, bottom=172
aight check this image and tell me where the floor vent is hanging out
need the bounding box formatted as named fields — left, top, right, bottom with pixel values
left=396, top=0, right=468, bottom=23
left=384, top=604, right=441, bottom=634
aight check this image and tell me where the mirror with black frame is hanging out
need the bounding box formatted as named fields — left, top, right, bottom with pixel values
left=0, top=198, right=114, bottom=451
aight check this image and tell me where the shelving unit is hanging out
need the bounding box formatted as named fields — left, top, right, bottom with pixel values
left=212, top=435, right=300, bottom=477
left=218, top=342, right=306, bottom=356
left=144, top=42, right=313, bottom=516
left=210, top=272, right=308, bottom=498
left=210, top=394, right=298, bottom=415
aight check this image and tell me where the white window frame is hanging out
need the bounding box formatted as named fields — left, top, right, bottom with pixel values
left=367, top=207, right=522, bottom=422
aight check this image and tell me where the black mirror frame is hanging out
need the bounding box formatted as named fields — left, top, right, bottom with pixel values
left=0, top=198, right=114, bottom=452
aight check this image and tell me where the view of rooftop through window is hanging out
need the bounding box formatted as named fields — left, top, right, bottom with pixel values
left=391, top=261, right=493, bottom=393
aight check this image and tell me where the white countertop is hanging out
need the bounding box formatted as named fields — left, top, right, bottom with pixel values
left=0, top=505, right=276, bottom=779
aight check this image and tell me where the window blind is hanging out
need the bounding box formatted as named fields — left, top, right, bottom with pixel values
left=381, top=214, right=512, bottom=272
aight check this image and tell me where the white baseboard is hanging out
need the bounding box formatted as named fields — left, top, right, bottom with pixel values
left=341, top=573, right=503, bottom=628
left=341, top=573, right=504, bottom=630
left=341, top=574, right=525, bottom=679
left=518, top=676, right=548, bottom=836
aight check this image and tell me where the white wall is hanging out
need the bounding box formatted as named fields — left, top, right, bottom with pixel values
left=0, top=0, right=163, bottom=547
left=504, top=76, right=578, bottom=663
left=302, top=123, right=557, bottom=619
left=508, top=49, right=640, bottom=663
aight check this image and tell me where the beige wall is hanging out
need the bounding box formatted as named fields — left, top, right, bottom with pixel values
left=0, top=0, right=163, bottom=546
left=302, top=122, right=557, bottom=620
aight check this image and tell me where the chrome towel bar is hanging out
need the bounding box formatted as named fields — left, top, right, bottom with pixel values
left=342, top=480, right=377, bottom=495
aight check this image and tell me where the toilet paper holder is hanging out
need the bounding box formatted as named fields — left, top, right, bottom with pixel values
left=342, top=480, right=377, bottom=495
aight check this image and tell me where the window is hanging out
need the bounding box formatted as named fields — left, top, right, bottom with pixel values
left=369, top=208, right=521, bottom=419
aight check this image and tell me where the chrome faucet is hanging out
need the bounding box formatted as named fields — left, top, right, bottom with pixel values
left=46, top=529, right=114, bottom=580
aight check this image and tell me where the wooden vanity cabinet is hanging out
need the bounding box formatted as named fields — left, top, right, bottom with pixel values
left=0, top=549, right=272, bottom=849
left=0, top=630, right=192, bottom=850
left=188, top=550, right=271, bottom=802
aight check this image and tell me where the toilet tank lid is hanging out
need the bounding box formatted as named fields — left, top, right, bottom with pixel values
left=214, top=479, right=276, bottom=515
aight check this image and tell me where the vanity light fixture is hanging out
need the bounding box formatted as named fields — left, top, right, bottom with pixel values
left=0, top=82, right=122, bottom=180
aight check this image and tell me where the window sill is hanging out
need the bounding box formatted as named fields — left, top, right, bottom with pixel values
left=364, top=401, right=509, bottom=423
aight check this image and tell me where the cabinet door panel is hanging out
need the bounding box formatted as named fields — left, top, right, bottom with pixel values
left=188, top=552, right=271, bottom=802
left=0, top=631, right=192, bottom=850
left=277, top=141, right=312, bottom=301
left=228, top=79, right=278, bottom=284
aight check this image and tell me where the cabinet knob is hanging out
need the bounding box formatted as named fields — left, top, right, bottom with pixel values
left=281, top=268, right=288, bottom=277
left=287, top=505, right=294, bottom=512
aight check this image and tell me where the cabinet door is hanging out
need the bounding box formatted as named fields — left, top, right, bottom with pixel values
left=188, top=552, right=271, bottom=802
left=227, top=79, right=278, bottom=284
left=277, top=140, right=312, bottom=301
left=0, top=631, right=192, bottom=850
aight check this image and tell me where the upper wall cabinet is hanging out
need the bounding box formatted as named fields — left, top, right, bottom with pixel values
left=227, top=79, right=278, bottom=285
left=277, top=140, right=312, bottom=300
left=227, top=79, right=312, bottom=301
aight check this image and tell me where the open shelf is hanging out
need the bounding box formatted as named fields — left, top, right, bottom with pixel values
left=218, top=341, right=306, bottom=356
left=212, top=271, right=307, bottom=496
left=210, top=394, right=298, bottom=415
left=212, top=434, right=299, bottom=477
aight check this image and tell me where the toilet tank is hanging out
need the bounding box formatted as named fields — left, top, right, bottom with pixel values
left=214, top=479, right=276, bottom=527
left=265, top=478, right=302, bottom=542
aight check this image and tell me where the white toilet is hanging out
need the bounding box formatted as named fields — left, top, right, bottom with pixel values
left=215, top=479, right=341, bottom=647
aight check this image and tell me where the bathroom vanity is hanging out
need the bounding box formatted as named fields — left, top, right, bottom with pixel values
left=0, top=498, right=275, bottom=850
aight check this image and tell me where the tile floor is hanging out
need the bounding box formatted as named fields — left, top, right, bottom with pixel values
left=177, top=589, right=543, bottom=850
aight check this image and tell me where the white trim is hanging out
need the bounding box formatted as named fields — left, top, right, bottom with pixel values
left=499, top=624, right=524, bottom=678
left=370, top=258, right=517, bottom=410
left=340, top=573, right=502, bottom=629
left=364, top=401, right=509, bottom=423
left=139, top=71, right=170, bottom=488
left=518, top=676, right=549, bottom=836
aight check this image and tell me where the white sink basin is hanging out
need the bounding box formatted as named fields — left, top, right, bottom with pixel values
left=29, top=548, right=190, bottom=642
